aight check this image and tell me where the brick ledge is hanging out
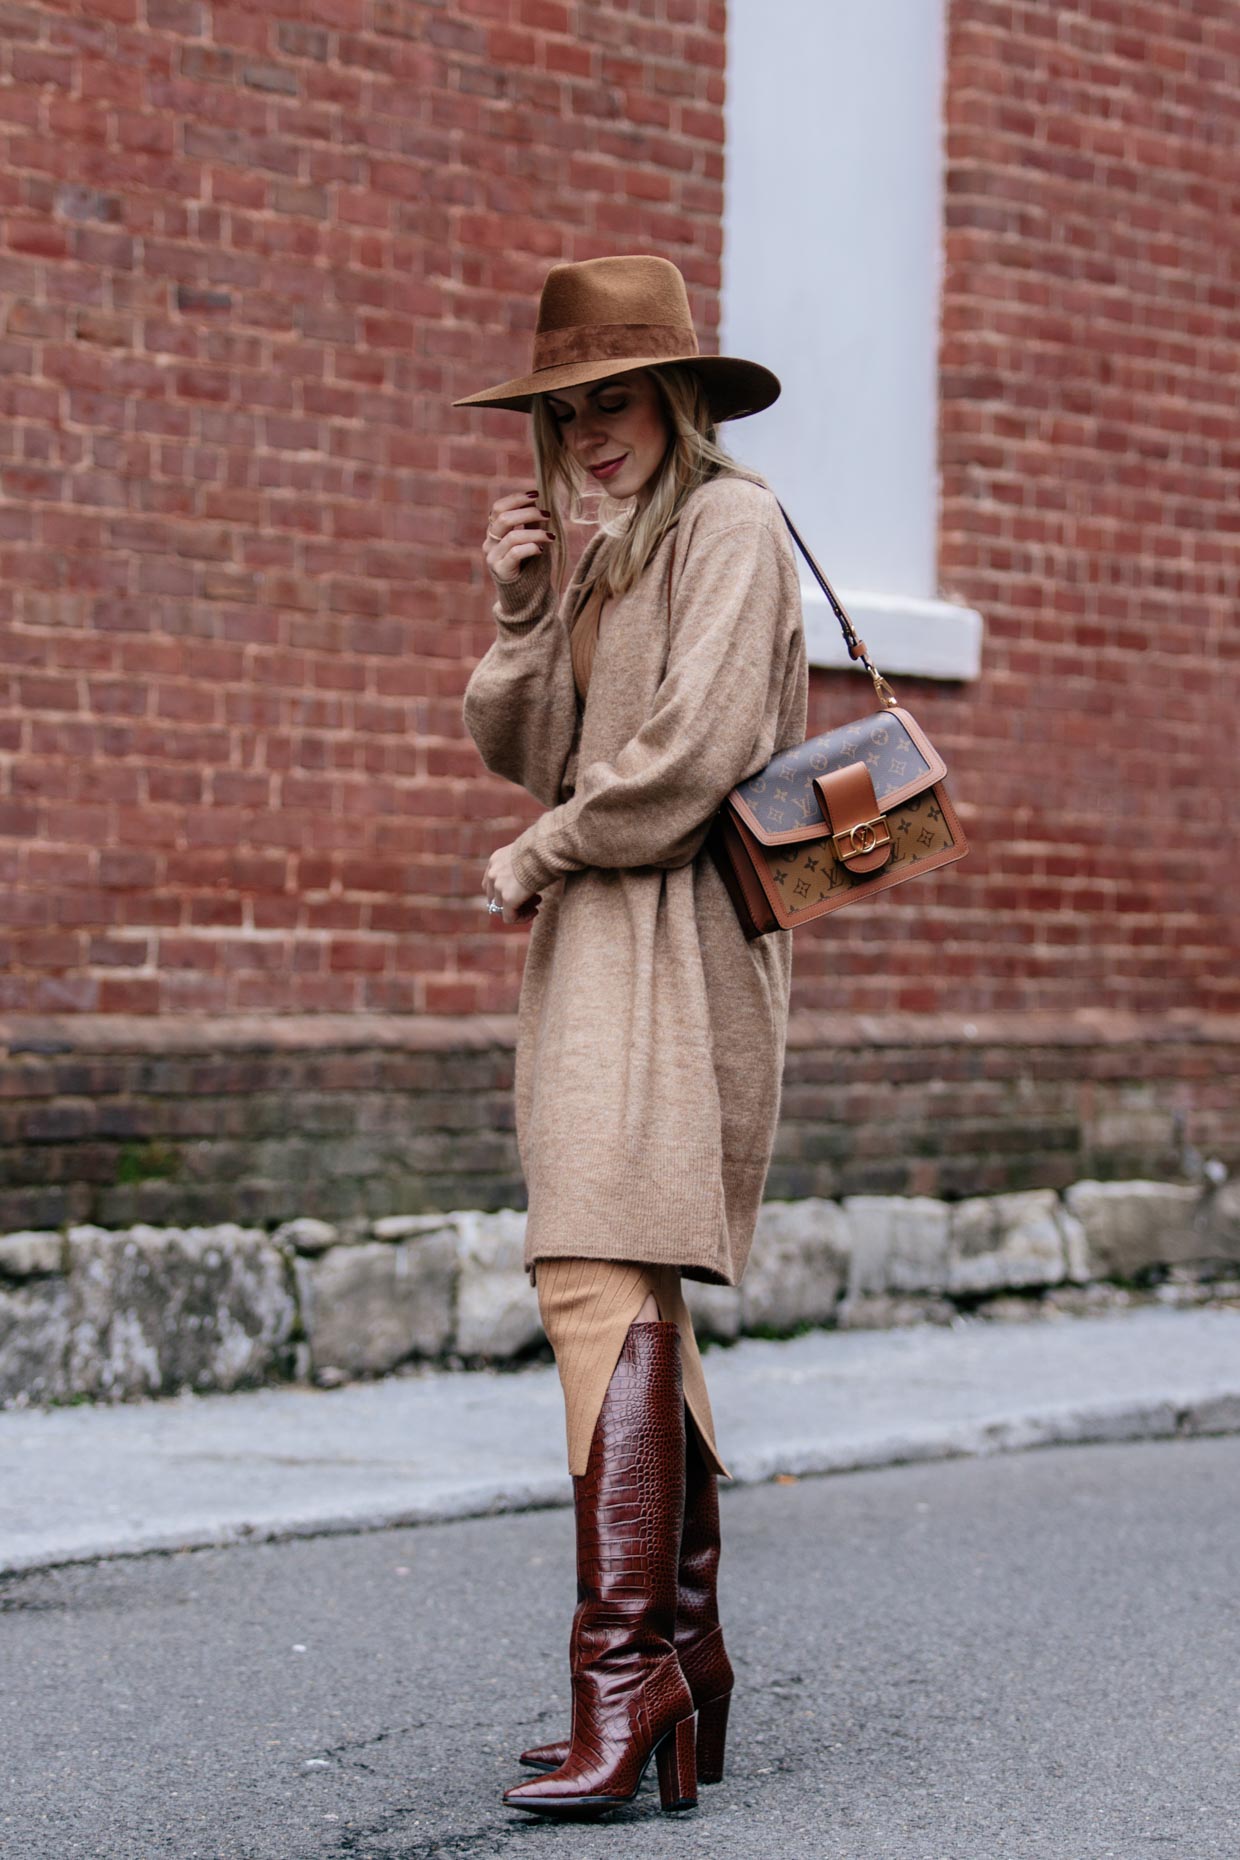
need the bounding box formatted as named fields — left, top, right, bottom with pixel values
left=1, top=1008, right=1236, bottom=1057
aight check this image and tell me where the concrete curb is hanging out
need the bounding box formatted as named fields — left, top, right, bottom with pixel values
left=725, top=1392, right=1240, bottom=1485
left=3, top=1305, right=1239, bottom=1577
left=7, top=1394, right=1238, bottom=1580
left=0, top=1481, right=578, bottom=1577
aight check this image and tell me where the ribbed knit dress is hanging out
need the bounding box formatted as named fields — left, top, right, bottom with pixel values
left=463, top=469, right=808, bottom=1288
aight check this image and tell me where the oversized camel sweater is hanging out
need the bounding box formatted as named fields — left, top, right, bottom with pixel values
left=462, top=473, right=809, bottom=1285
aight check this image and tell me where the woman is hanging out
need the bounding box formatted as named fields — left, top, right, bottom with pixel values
left=453, top=254, right=808, bottom=1819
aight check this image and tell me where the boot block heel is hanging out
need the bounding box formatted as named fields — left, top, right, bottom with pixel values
left=695, top=1690, right=731, bottom=1784
left=656, top=1712, right=698, bottom=1812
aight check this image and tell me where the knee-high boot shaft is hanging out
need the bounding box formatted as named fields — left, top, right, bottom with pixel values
left=503, top=1321, right=698, bottom=1817
left=572, top=1325, right=682, bottom=1676
left=674, top=1421, right=734, bottom=1782
left=520, top=1410, right=735, bottom=1784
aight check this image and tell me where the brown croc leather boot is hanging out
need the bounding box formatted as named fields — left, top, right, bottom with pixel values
left=519, top=1408, right=735, bottom=1783
left=502, top=1320, right=699, bottom=1818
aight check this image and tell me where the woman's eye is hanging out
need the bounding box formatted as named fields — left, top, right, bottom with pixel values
left=552, top=400, right=626, bottom=423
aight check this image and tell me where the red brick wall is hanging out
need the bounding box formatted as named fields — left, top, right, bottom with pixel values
left=1, top=1009, right=1234, bottom=1233
left=0, top=0, right=726, bottom=1017
left=458, top=0, right=1240, bottom=1026
left=923, top=0, right=1240, bottom=1019
left=1, top=1, right=1236, bottom=1220
left=777, top=0, right=1240, bottom=1023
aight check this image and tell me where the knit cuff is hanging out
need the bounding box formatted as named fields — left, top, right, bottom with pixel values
left=509, top=817, right=562, bottom=897
left=491, top=549, right=553, bottom=630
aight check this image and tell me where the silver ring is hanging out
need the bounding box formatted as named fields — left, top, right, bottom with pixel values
left=487, top=899, right=504, bottom=915
left=485, top=528, right=500, bottom=543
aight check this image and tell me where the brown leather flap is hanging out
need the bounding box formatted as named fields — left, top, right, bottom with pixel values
left=725, top=705, right=947, bottom=848
left=813, top=761, right=893, bottom=875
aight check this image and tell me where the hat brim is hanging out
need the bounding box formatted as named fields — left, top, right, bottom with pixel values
left=451, top=353, right=780, bottom=423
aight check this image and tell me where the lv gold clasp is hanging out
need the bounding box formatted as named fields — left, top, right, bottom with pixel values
left=832, top=816, right=891, bottom=862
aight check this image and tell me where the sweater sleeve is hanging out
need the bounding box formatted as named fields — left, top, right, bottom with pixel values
left=460, top=548, right=581, bottom=811
left=506, top=518, right=795, bottom=893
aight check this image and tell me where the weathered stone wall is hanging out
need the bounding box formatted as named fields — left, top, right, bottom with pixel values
left=3, top=1178, right=1237, bottom=1408
left=2, top=1011, right=1236, bottom=1233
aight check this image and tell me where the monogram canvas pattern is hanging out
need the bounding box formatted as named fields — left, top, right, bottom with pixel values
left=730, top=706, right=940, bottom=846
left=765, top=786, right=958, bottom=920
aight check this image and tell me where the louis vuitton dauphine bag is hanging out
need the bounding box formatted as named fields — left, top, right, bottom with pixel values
left=707, top=504, right=970, bottom=938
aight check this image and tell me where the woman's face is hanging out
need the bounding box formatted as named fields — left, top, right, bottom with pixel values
left=542, top=369, right=672, bottom=504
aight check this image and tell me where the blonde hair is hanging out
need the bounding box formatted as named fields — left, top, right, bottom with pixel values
left=529, top=364, right=770, bottom=697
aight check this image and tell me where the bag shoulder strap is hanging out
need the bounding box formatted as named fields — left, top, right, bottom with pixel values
left=776, top=499, right=898, bottom=711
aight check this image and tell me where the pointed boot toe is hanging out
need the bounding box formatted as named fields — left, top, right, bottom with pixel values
left=517, top=1738, right=564, bottom=1771
left=504, top=1692, right=697, bottom=1818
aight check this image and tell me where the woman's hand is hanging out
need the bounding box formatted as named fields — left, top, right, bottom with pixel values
left=485, top=488, right=556, bottom=584
left=484, top=840, right=542, bottom=925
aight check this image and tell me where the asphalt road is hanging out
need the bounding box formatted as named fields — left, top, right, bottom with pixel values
left=2, top=1434, right=1237, bottom=1860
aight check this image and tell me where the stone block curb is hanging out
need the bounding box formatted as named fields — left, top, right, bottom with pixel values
left=1, top=1177, right=1237, bottom=1410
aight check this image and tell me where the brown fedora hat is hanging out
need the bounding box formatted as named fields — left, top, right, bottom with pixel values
left=451, top=254, right=780, bottom=423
